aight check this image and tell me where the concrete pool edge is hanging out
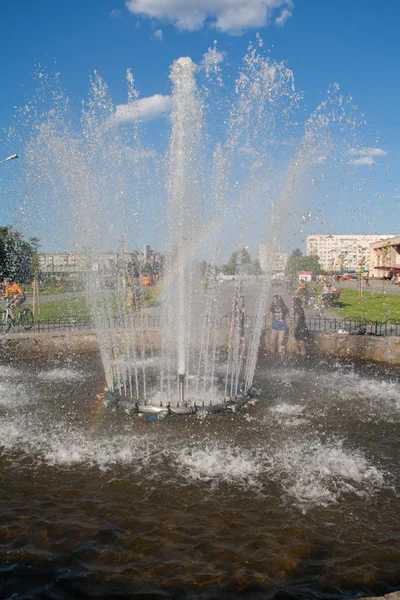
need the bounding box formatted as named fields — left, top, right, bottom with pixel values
left=1, top=328, right=400, bottom=366
left=359, top=593, right=400, bottom=600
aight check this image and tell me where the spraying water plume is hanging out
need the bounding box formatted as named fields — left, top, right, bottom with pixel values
left=11, top=42, right=359, bottom=414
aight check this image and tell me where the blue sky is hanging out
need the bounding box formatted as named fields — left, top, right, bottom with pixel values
left=0, top=0, right=399, bottom=259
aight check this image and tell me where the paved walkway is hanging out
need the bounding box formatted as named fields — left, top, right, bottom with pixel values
left=336, top=278, right=400, bottom=296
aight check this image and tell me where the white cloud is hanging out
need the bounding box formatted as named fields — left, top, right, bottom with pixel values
left=125, top=0, right=294, bottom=34
left=348, top=146, right=388, bottom=167
left=115, top=94, right=172, bottom=123
left=153, top=28, right=163, bottom=40
left=110, top=8, right=122, bottom=18
left=275, top=7, right=291, bottom=26
left=349, top=156, right=375, bottom=166
left=348, top=147, right=387, bottom=158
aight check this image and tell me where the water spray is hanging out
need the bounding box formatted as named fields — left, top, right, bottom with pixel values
left=178, top=373, right=185, bottom=404
left=1, top=153, right=18, bottom=163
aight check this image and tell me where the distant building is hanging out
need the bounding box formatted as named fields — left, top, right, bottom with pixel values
left=39, top=247, right=165, bottom=276
left=39, top=252, right=88, bottom=274
left=369, top=236, right=400, bottom=278
left=144, top=251, right=165, bottom=272
left=258, top=245, right=288, bottom=274
left=306, top=234, right=395, bottom=273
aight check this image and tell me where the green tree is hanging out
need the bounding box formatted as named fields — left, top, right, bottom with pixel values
left=253, top=258, right=262, bottom=276
left=199, top=260, right=209, bottom=280
left=0, top=227, right=36, bottom=283
left=301, top=254, right=323, bottom=274
left=223, top=248, right=252, bottom=275
left=285, top=249, right=323, bottom=276
left=30, top=237, right=41, bottom=279
left=285, top=248, right=303, bottom=276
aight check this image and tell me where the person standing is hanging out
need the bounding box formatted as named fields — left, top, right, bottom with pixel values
left=291, top=297, right=309, bottom=358
left=269, top=294, right=289, bottom=356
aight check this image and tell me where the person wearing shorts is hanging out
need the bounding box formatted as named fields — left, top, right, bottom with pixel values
left=269, top=294, right=289, bottom=355
left=3, top=278, right=25, bottom=320
left=291, top=296, right=309, bottom=358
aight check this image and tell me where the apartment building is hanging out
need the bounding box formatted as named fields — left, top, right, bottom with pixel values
left=306, top=234, right=395, bottom=272
left=39, top=248, right=164, bottom=275
left=259, top=245, right=289, bottom=274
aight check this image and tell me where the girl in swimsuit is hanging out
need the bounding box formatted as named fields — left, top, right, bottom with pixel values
left=269, top=294, right=289, bottom=355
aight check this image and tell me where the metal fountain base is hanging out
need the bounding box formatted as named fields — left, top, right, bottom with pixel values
left=97, top=386, right=262, bottom=419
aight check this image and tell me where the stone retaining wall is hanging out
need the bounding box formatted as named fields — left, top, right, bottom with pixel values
left=312, top=331, right=400, bottom=365
left=358, top=593, right=400, bottom=600
left=1, top=328, right=400, bottom=366
left=0, top=330, right=99, bottom=359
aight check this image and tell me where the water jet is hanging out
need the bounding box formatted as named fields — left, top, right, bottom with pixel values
left=1, top=42, right=398, bottom=598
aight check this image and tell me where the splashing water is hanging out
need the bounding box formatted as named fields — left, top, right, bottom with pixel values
left=10, top=42, right=359, bottom=407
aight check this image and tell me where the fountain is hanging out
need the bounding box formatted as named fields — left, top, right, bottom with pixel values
left=9, top=42, right=356, bottom=416
left=0, top=42, right=399, bottom=599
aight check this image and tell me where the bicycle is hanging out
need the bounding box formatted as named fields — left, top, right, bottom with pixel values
left=305, top=287, right=319, bottom=308
left=294, top=287, right=318, bottom=309
left=0, top=299, right=34, bottom=333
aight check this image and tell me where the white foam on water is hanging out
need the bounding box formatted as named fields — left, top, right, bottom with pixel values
left=0, top=412, right=164, bottom=473
left=0, top=414, right=389, bottom=510
left=174, top=443, right=265, bottom=488
left=318, top=370, right=400, bottom=418
left=264, top=365, right=400, bottom=422
left=0, top=379, right=389, bottom=512
left=0, top=381, right=32, bottom=408
left=0, top=419, right=32, bottom=450
left=0, top=365, right=21, bottom=378
left=41, top=431, right=159, bottom=471
left=270, top=438, right=386, bottom=510
left=266, top=367, right=306, bottom=384
left=36, top=368, right=86, bottom=382
left=1, top=405, right=266, bottom=488
left=270, top=403, right=305, bottom=416
left=268, top=402, right=308, bottom=427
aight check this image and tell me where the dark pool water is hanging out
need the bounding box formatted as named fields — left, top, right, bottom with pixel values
left=0, top=352, right=399, bottom=599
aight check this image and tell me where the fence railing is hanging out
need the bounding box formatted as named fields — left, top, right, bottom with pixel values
left=3, top=314, right=400, bottom=337
left=305, top=316, right=400, bottom=337
left=217, top=314, right=400, bottom=336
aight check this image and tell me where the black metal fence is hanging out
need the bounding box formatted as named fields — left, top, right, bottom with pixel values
left=305, top=316, right=400, bottom=337
left=3, top=314, right=400, bottom=337
left=29, top=314, right=162, bottom=333
left=217, top=314, right=400, bottom=337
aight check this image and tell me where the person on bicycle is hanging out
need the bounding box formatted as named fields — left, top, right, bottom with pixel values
left=294, top=279, right=309, bottom=306
left=319, top=282, right=336, bottom=307
left=3, top=278, right=25, bottom=321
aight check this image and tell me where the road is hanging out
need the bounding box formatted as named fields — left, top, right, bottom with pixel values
left=333, top=278, right=400, bottom=296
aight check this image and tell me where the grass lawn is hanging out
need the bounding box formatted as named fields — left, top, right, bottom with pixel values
left=25, top=286, right=162, bottom=322
left=23, top=285, right=400, bottom=324
left=23, top=283, right=83, bottom=296
left=331, top=288, right=400, bottom=322
left=25, top=297, right=91, bottom=321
